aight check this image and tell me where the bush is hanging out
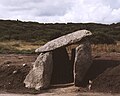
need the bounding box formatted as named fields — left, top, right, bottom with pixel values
left=91, top=32, right=116, bottom=44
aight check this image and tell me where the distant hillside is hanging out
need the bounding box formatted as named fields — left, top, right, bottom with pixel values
left=0, top=20, right=120, bottom=44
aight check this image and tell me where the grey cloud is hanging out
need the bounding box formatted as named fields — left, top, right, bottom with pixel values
left=1, top=0, right=44, bottom=6
left=105, top=0, right=120, bottom=9
left=0, top=0, right=72, bottom=17
left=36, top=5, right=70, bottom=16
left=0, top=0, right=120, bottom=24
left=35, top=0, right=73, bottom=16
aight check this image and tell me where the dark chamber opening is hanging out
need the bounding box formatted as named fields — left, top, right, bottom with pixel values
left=51, top=47, right=75, bottom=84
left=50, top=45, right=120, bottom=87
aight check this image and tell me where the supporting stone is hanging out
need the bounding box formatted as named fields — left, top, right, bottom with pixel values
left=74, top=40, right=92, bottom=86
left=51, top=47, right=73, bottom=84
left=24, top=52, right=53, bottom=90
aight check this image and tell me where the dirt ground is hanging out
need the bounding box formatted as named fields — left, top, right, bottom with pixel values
left=0, top=52, right=120, bottom=95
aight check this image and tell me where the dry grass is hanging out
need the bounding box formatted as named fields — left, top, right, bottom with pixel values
left=0, top=40, right=40, bottom=50
left=66, top=42, right=120, bottom=56
left=92, top=44, right=120, bottom=53
left=0, top=40, right=41, bottom=54
left=0, top=40, right=120, bottom=54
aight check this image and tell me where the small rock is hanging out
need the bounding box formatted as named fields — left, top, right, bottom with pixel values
left=23, top=63, right=26, bottom=67
left=7, top=64, right=10, bottom=67
left=18, top=56, right=23, bottom=59
left=9, top=82, right=11, bottom=85
left=94, top=55, right=101, bottom=58
left=4, top=60, right=12, bottom=64
left=88, top=80, right=92, bottom=90
left=13, top=70, right=17, bottom=74
left=89, top=80, right=92, bottom=84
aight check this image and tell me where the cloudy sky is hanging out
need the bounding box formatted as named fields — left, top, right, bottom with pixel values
left=0, top=0, right=120, bottom=24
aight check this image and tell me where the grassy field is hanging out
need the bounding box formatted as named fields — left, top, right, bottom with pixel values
left=0, top=40, right=120, bottom=54
left=0, top=40, right=41, bottom=54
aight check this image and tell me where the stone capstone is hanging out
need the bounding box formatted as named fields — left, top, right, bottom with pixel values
left=35, top=30, right=92, bottom=53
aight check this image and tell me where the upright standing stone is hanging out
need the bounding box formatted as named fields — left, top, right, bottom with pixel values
left=74, top=40, right=92, bottom=86
left=24, top=52, right=53, bottom=90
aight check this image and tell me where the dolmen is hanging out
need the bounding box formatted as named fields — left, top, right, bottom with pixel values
left=24, top=30, right=92, bottom=90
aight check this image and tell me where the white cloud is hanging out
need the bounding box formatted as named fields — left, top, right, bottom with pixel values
left=0, top=0, right=120, bottom=24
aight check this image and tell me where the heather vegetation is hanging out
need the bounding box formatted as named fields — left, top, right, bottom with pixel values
left=0, top=20, right=120, bottom=43
left=0, top=19, right=120, bottom=53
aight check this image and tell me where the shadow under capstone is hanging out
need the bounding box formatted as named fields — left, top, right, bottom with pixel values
left=51, top=47, right=74, bottom=84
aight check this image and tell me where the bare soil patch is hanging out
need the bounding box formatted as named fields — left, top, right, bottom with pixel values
left=0, top=53, right=119, bottom=94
